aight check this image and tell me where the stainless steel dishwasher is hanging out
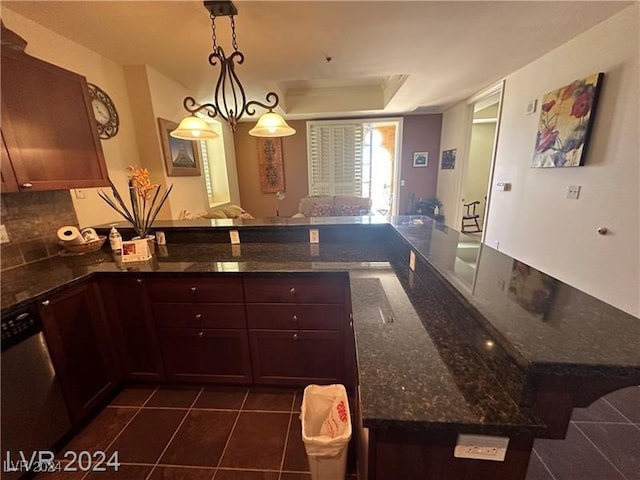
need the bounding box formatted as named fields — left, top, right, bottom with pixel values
left=1, top=302, right=71, bottom=479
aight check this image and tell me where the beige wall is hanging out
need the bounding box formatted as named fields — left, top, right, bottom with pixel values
left=439, top=5, right=639, bottom=316
left=234, top=120, right=308, bottom=218
left=463, top=122, right=496, bottom=224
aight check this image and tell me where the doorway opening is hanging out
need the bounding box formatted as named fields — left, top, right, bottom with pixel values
left=459, top=85, right=503, bottom=241
left=362, top=121, right=401, bottom=216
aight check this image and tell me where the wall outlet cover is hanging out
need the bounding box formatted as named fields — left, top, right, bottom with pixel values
left=229, top=230, right=240, bottom=244
left=409, top=251, right=416, bottom=271
left=0, top=225, right=9, bottom=244
left=454, top=434, right=509, bottom=461
left=309, top=229, right=319, bottom=244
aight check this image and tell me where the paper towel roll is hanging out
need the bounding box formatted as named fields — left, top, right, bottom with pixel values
left=57, top=226, right=85, bottom=245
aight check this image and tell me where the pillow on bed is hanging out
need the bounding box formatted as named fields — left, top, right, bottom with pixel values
left=311, top=203, right=334, bottom=217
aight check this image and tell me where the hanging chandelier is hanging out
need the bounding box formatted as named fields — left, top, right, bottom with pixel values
left=171, top=1, right=295, bottom=140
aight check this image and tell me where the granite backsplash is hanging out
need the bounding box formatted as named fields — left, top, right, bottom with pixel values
left=0, top=190, right=78, bottom=270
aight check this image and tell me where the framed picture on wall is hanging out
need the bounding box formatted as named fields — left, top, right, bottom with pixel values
left=413, top=152, right=428, bottom=167
left=158, top=117, right=202, bottom=177
left=441, top=149, right=456, bottom=169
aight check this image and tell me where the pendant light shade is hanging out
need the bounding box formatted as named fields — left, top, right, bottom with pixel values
left=248, top=111, right=296, bottom=137
left=170, top=116, right=219, bottom=140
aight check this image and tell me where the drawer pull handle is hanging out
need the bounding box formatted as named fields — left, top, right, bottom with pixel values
left=292, top=333, right=298, bottom=340
left=195, top=313, right=202, bottom=319
left=21, top=183, right=33, bottom=189
left=289, top=287, right=296, bottom=295
left=292, top=315, right=298, bottom=322
left=198, top=331, right=204, bottom=338
left=190, top=287, right=197, bottom=292
left=41, top=300, right=50, bottom=307
left=136, top=278, right=143, bottom=283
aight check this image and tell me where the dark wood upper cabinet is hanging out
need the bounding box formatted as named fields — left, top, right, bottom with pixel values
left=0, top=48, right=109, bottom=191
left=39, top=281, right=119, bottom=424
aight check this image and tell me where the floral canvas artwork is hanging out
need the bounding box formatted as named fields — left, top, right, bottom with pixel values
left=441, top=149, right=456, bottom=170
left=532, top=72, right=604, bottom=168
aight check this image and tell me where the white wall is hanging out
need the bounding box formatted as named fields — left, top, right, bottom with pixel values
left=439, top=5, right=639, bottom=316
left=464, top=122, right=496, bottom=223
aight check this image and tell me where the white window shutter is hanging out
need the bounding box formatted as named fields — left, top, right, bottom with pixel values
left=307, top=122, right=364, bottom=196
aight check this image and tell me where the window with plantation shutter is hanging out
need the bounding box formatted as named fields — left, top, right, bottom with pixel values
left=307, top=122, right=364, bottom=196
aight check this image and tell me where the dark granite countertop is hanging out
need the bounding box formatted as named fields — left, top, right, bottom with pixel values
left=2, top=218, right=637, bottom=434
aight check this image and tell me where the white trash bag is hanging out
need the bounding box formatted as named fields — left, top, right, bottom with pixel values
left=301, top=384, right=352, bottom=458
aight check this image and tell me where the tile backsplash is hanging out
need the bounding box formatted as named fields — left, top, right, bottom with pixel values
left=1, top=190, right=78, bottom=270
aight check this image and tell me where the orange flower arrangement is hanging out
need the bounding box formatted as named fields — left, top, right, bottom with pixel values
left=99, top=166, right=172, bottom=239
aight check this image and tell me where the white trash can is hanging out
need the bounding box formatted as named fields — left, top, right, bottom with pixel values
left=301, top=384, right=352, bottom=480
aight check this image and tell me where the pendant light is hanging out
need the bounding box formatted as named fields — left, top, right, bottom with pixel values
left=171, top=1, right=295, bottom=139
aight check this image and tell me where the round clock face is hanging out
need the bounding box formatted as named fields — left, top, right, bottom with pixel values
left=87, top=83, right=119, bottom=139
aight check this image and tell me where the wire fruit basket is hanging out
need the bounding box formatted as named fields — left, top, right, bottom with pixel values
left=60, top=235, right=107, bottom=254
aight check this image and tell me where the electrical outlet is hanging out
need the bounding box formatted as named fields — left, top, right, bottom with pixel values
left=454, top=434, right=509, bottom=461
left=229, top=230, right=240, bottom=244
left=0, top=225, right=9, bottom=244
left=409, top=251, right=416, bottom=271
left=309, top=229, right=319, bottom=244
left=74, top=189, right=86, bottom=199
left=566, top=185, right=581, bottom=200
left=400, top=179, right=405, bottom=187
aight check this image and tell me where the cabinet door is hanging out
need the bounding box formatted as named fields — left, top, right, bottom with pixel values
left=1, top=131, right=18, bottom=192
left=39, top=282, right=118, bottom=424
left=0, top=49, right=108, bottom=191
left=100, top=277, right=165, bottom=381
left=158, top=328, right=252, bottom=384
left=249, top=330, right=344, bottom=386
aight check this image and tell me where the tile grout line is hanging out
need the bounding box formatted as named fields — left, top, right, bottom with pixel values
left=602, top=398, right=640, bottom=431
left=77, top=386, right=160, bottom=480
left=211, top=389, right=250, bottom=480
left=144, top=387, right=204, bottom=480
left=531, top=448, right=558, bottom=480
left=572, top=421, right=630, bottom=480
left=277, top=391, right=298, bottom=480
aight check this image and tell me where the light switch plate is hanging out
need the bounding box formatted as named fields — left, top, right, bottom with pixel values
left=309, top=229, right=319, bottom=244
left=229, top=230, right=240, bottom=244
left=454, top=434, right=509, bottom=461
left=566, top=185, right=581, bottom=200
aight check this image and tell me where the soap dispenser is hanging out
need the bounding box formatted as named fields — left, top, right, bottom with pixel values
left=109, top=225, right=122, bottom=252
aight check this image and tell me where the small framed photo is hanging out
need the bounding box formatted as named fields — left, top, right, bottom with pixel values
left=158, top=117, right=202, bottom=177
left=121, top=239, right=151, bottom=263
left=413, top=152, right=428, bottom=167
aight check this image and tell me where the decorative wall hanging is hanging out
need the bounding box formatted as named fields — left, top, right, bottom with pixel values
left=158, top=118, right=202, bottom=177
left=508, top=260, right=559, bottom=320
left=257, top=137, right=285, bottom=193
left=441, top=149, right=456, bottom=170
left=531, top=72, right=604, bottom=168
left=413, top=152, right=428, bottom=167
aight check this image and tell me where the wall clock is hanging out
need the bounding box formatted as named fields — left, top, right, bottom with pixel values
left=87, top=83, right=119, bottom=139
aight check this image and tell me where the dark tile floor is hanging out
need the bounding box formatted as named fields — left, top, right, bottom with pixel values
left=37, top=384, right=639, bottom=480
left=526, top=385, right=640, bottom=480
left=38, top=386, right=356, bottom=480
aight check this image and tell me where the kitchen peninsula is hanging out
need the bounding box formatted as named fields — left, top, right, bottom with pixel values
left=2, top=217, right=638, bottom=480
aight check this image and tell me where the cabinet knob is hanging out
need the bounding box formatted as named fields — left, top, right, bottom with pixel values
left=292, top=333, right=298, bottom=340
left=21, top=183, right=33, bottom=189
left=198, top=331, right=204, bottom=338
left=292, top=315, right=298, bottom=322
left=41, top=300, right=50, bottom=307
left=136, top=278, right=143, bottom=283
left=195, top=313, right=202, bottom=319
left=190, top=286, right=197, bottom=292
left=289, top=287, right=296, bottom=295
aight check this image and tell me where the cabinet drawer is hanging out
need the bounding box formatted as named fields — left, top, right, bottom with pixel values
left=244, top=277, right=344, bottom=304
left=148, top=278, right=243, bottom=303
left=153, top=303, right=246, bottom=329
left=246, top=304, right=344, bottom=330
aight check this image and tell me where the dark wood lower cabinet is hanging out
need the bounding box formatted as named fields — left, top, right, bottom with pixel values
left=39, top=281, right=118, bottom=424
left=100, top=277, right=165, bottom=381
left=249, top=329, right=344, bottom=386
left=158, top=328, right=252, bottom=383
